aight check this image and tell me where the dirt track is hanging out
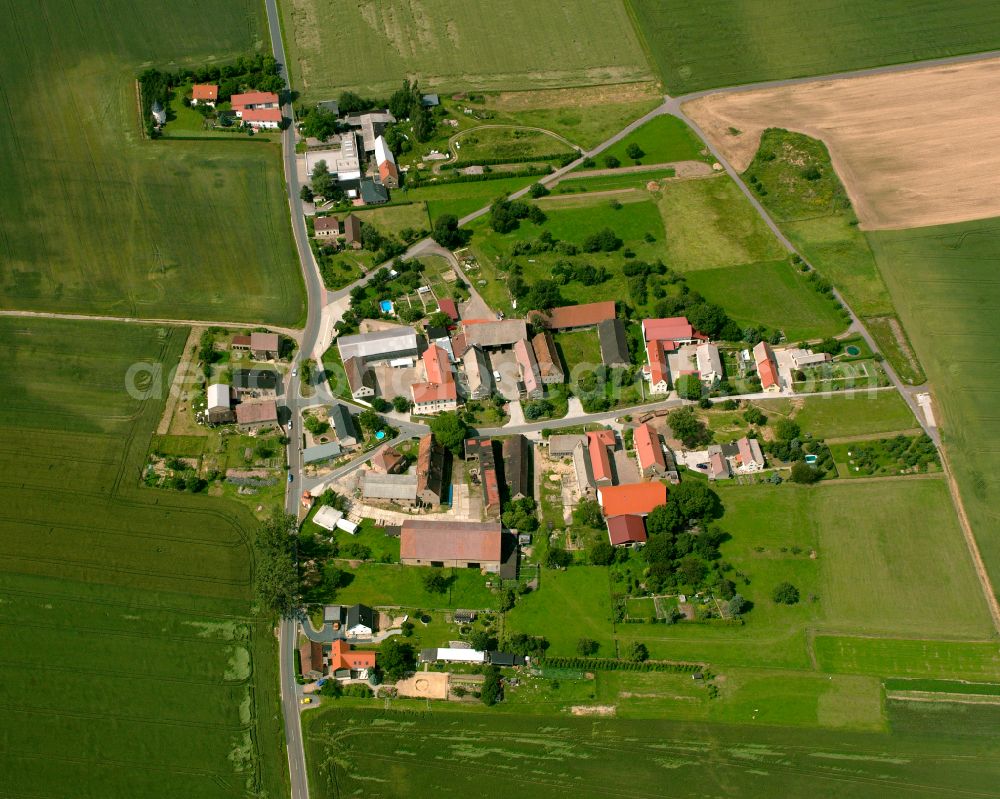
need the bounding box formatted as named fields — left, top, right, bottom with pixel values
left=682, top=57, right=1000, bottom=230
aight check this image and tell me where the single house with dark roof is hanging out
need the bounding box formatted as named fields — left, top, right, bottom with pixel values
left=416, top=434, right=448, bottom=505
left=343, top=356, right=376, bottom=399
left=235, top=399, right=279, bottom=432
left=232, top=368, right=278, bottom=398
left=314, top=216, right=341, bottom=239
left=359, top=178, right=389, bottom=205
left=598, top=318, right=630, bottom=368
left=343, top=214, right=362, bottom=248
left=503, top=435, right=532, bottom=501
left=329, top=403, right=359, bottom=447
left=532, top=331, right=564, bottom=384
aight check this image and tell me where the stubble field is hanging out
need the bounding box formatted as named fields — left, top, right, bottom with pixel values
left=0, top=0, right=303, bottom=324
left=683, top=58, right=1000, bottom=230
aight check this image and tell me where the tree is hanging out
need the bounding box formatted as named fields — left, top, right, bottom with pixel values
left=573, top=499, right=604, bottom=529
left=337, top=91, right=374, bottom=114
left=310, top=160, right=335, bottom=199
left=379, top=638, right=416, bottom=681
left=728, top=593, right=747, bottom=616
left=587, top=537, right=615, bottom=565
left=545, top=547, right=572, bottom=569
left=427, top=311, right=451, bottom=329
left=646, top=502, right=685, bottom=536
left=583, top=227, right=622, bottom=253
left=528, top=182, right=550, bottom=198
left=743, top=406, right=766, bottom=426
left=789, top=460, right=822, bottom=484
left=470, top=629, right=499, bottom=651
left=480, top=665, right=503, bottom=706
left=667, top=407, right=711, bottom=448
left=576, top=638, right=599, bottom=656
left=625, top=142, right=645, bottom=160
left=677, top=554, right=707, bottom=586
left=299, top=185, right=314, bottom=202
left=498, top=587, right=517, bottom=612
left=521, top=279, right=564, bottom=312
left=431, top=214, right=468, bottom=249
left=357, top=409, right=382, bottom=433
left=429, top=412, right=469, bottom=455
left=774, top=418, right=801, bottom=441
left=299, top=358, right=315, bottom=384
left=412, top=102, right=435, bottom=141
left=299, top=106, right=338, bottom=141
left=421, top=569, right=449, bottom=594
left=392, top=395, right=412, bottom=413
left=604, top=155, right=620, bottom=169
left=675, top=373, right=703, bottom=401
left=771, top=582, right=800, bottom=605
left=671, top=481, right=722, bottom=522
left=625, top=641, right=649, bottom=662
left=388, top=79, right=417, bottom=118
left=253, top=510, right=298, bottom=615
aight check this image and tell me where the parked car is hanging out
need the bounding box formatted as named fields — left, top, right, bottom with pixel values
left=287, top=473, right=294, bottom=482
left=299, top=697, right=312, bottom=705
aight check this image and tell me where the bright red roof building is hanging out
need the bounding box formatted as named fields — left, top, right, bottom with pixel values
left=607, top=515, right=648, bottom=546
left=634, top=423, right=667, bottom=474
left=230, top=91, right=279, bottom=110
left=753, top=341, right=780, bottom=391
left=642, top=317, right=707, bottom=348
left=240, top=107, right=282, bottom=125
left=587, top=430, right=615, bottom=484
left=329, top=640, right=376, bottom=672
left=437, top=298, right=459, bottom=321
left=646, top=340, right=669, bottom=386
left=192, top=84, right=218, bottom=102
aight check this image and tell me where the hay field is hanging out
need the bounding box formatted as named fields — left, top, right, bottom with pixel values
left=0, top=318, right=286, bottom=797
left=279, top=0, right=653, bottom=98
left=869, top=219, right=1000, bottom=592
left=683, top=58, right=1000, bottom=230
left=627, top=0, right=1000, bottom=93
left=0, top=0, right=303, bottom=324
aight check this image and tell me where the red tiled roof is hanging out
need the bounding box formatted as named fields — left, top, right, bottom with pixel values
left=530, top=301, right=615, bottom=330
left=232, top=334, right=251, bottom=347
left=400, top=520, right=503, bottom=563
left=241, top=107, right=282, bottom=123
left=314, top=216, right=340, bottom=232
left=586, top=430, right=615, bottom=483
left=643, top=317, right=707, bottom=344
left=598, top=482, right=667, bottom=517
left=646, top=340, right=669, bottom=386
left=192, top=84, right=218, bottom=101
left=437, top=298, right=459, bottom=321
left=607, top=515, right=647, bottom=546
left=329, top=640, right=376, bottom=671
left=231, top=91, right=280, bottom=109
left=371, top=445, right=405, bottom=474
left=378, top=161, right=398, bottom=183
left=411, top=381, right=457, bottom=404
left=235, top=400, right=278, bottom=425
left=753, top=342, right=780, bottom=389
left=634, top=423, right=666, bottom=472
left=411, top=345, right=456, bottom=404
left=423, top=344, right=450, bottom=385
left=532, top=331, right=561, bottom=379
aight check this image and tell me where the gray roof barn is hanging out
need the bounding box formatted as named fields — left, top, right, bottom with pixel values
left=338, top=327, right=419, bottom=364
left=598, top=318, right=630, bottom=367
left=362, top=472, right=418, bottom=501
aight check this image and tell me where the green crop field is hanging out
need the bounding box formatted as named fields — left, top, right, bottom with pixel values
left=870, top=218, right=1000, bottom=592
left=742, top=129, right=924, bottom=383
left=279, top=0, right=653, bottom=99
left=0, top=318, right=286, bottom=797
left=593, top=115, right=709, bottom=166
left=304, top=705, right=1000, bottom=798
left=627, top=0, right=1000, bottom=94
left=656, top=176, right=787, bottom=270
left=0, top=0, right=303, bottom=325
left=685, top=259, right=846, bottom=340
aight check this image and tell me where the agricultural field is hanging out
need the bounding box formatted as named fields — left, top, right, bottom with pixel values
left=590, top=115, right=709, bottom=166
left=0, top=318, right=285, bottom=797
left=869, top=217, right=1000, bottom=591
left=0, top=0, right=303, bottom=325
left=279, top=0, right=653, bottom=99
left=304, top=705, right=1000, bottom=798
left=627, top=0, right=1000, bottom=93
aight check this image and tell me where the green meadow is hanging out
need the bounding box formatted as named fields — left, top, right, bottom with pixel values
left=0, top=318, right=286, bottom=797
left=595, top=115, right=709, bottom=166
left=0, top=0, right=303, bottom=325
left=870, top=218, right=1000, bottom=591
left=627, top=0, right=1000, bottom=93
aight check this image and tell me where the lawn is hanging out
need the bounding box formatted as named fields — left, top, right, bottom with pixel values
left=870, top=218, right=1000, bottom=591
left=331, top=563, right=500, bottom=610
left=815, top=637, right=1000, bottom=681
left=505, top=567, right=616, bottom=656
left=0, top=0, right=303, bottom=325
left=742, top=129, right=924, bottom=383
left=627, top=0, right=1000, bottom=93
left=593, top=115, right=709, bottom=166
left=279, top=0, right=652, bottom=99
left=685, top=259, right=847, bottom=340
left=303, top=705, right=1000, bottom=798
left=453, top=126, right=576, bottom=164
left=481, top=83, right=664, bottom=150
left=554, top=168, right=677, bottom=193
left=0, top=317, right=286, bottom=797
left=554, top=330, right=602, bottom=375
left=776, top=391, right=919, bottom=439
left=350, top=203, right=430, bottom=238
left=656, top=175, right=787, bottom=271
left=401, top=175, right=539, bottom=223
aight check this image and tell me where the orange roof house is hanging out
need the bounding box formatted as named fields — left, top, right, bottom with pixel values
left=753, top=341, right=781, bottom=392
left=645, top=339, right=670, bottom=394
left=634, top=423, right=667, bottom=477
left=597, top=482, right=667, bottom=517
left=530, top=301, right=616, bottom=331
left=329, top=640, right=376, bottom=673
left=410, top=344, right=457, bottom=412
left=642, top=317, right=707, bottom=350
left=240, top=107, right=283, bottom=128
left=230, top=91, right=280, bottom=112
left=586, top=430, right=616, bottom=487
left=191, top=84, right=218, bottom=104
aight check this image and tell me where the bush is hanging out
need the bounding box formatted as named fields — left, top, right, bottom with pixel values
left=576, top=638, right=599, bottom=656
left=625, top=642, right=649, bottom=662
left=772, top=582, right=800, bottom=605
left=789, top=461, right=821, bottom=484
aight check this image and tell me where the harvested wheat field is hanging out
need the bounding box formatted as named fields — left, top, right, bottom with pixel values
left=683, top=58, right=1000, bottom=230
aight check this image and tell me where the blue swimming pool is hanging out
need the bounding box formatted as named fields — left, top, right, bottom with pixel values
left=379, top=300, right=393, bottom=313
